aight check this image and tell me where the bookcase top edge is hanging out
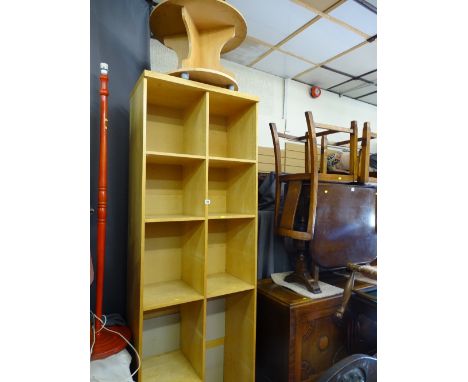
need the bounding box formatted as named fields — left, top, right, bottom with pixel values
left=141, top=70, right=259, bottom=103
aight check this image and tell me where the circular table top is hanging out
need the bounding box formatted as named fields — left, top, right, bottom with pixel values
left=150, top=0, right=247, bottom=53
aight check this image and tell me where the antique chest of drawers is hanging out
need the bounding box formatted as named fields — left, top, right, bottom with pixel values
left=256, top=276, right=373, bottom=382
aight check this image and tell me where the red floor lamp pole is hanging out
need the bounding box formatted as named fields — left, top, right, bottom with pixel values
left=91, top=62, right=131, bottom=361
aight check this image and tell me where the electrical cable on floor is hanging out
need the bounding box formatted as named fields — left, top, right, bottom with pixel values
left=90, top=312, right=141, bottom=380
left=90, top=318, right=96, bottom=357
left=90, top=311, right=107, bottom=357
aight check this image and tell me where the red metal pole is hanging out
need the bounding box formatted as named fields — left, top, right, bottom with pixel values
left=95, top=63, right=109, bottom=332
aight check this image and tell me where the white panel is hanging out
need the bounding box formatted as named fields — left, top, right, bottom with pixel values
left=361, top=70, right=377, bottom=83
left=296, top=66, right=351, bottom=88
left=327, top=41, right=376, bottom=76
left=329, top=0, right=377, bottom=36
left=253, top=50, right=312, bottom=79
left=227, top=0, right=316, bottom=45
left=330, top=80, right=366, bottom=94
left=282, top=18, right=364, bottom=63
left=345, top=84, right=377, bottom=98
left=206, top=298, right=225, bottom=341
left=206, top=346, right=224, bottom=382
left=142, top=313, right=180, bottom=358
left=222, top=38, right=270, bottom=66
left=359, top=92, right=377, bottom=105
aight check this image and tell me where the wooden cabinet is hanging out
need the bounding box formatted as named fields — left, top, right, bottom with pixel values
left=256, top=277, right=373, bottom=382
left=128, top=71, right=258, bottom=381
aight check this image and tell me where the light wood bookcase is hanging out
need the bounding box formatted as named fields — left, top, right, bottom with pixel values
left=128, top=71, right=258, bottom=381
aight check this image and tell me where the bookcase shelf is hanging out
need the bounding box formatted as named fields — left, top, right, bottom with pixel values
left=142, top=300, right=204, bottom=381
left=208, top=164, right=256, bottom=216
left=146, top=161, right=206, bottom=220
left=207, top=219, right=256, bottom=298
left=129, top=71, right=258, bottom=381
left=205, top=291, right=256, bottom=381
left=146, top=81, right=207, bottom=156
left=207, top=213, right=256, bottom=220
left=207, top=273, right=254, bottom=299
left=208, top=91, right=256, bottom=161
left=147, top=151, right=205, bottom=165
left=143, top=351, right=201, bottom=382
left=143, top=221, right=205, bottom=311
left=208, top=156, right=256, bottom=167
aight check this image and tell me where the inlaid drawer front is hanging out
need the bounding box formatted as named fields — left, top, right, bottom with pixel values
left=297, top=311, right=346, bottom=381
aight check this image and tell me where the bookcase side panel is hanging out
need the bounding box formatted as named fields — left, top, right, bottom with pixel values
left=127, top=77, right=147, bottom=379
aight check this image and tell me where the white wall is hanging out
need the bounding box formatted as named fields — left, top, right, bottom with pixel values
left=150, top=40, right=377, bottom=152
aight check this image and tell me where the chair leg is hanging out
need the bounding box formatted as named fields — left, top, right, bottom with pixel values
left=285, top=251, right=321, bottom=294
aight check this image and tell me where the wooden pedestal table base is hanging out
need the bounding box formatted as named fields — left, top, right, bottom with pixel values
left=150, top=0, right=247, bottom=90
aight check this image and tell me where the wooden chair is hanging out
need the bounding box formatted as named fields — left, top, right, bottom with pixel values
left=326, top=122, right=377, bottom=183
left=269, top=114, right=377, bottom=293
left=279, top=121, right=363, bottom=184
left=269, top=111, right=321, bottom=293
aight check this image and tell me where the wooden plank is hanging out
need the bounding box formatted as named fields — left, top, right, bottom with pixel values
left=350, top=121, right=358, bottom=182
left=207, top=273, right=254, bottom=298
left=183, top=161, right=206, bottom=217
left=229, top=103, right=257, bottom=160
left=142, top=350, right=202, bottom=381
left=226, top=164, right=257, bottom=215
left=143, top=280, right=204, bottom=311
left=320, top=135, right=328, bottom=174
left=226, top=219, right=256, bottom=286
left=315, top=123, right=353, bottom=134
left=258, top=162, right=275, bottom=172
left=286, top=150, right=307, bottom=160
left=206, top=337, right=225, bottom=349
left=182, top=221, right=206, bottom=296
left=285, top=165, right=305, bottom=173
left=285, top=142, right=305, bottom=152
left=285, top=157, right=306, bottom=168
left=208, top=213, right=256, bottom=220
left=207, top=219, right=227, bottom=276
left=359, top=122, right=371, bottom=183
left=181, top=300, right=205, bottom=380
left=141, top=70, right=259, bottom=103
left=279, top=180, right=302, bottom=230
left=127, top=76, right=146, bottom=379
left=333, top=134, right=378, bottom=146
left=146, top=151, right=205, bottom=165
left=209, top=156, right=256, bottom=167
left=318, top=173, right=354, bottom=182
left=258, top=146, right=284, bottom=156
left=184, top=92, right=208, bottom=156
left=145, top=215, right=205, bottom=223
left=278, top=132, right=307, bottom=141
left=258, top=155, right=277, bottom=165
left=224, top=290, right=256, bottom=381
